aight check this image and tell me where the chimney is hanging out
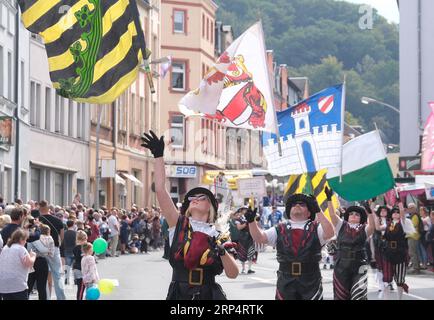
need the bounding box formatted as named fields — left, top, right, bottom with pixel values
left=266, top=50, right=274, bottom=76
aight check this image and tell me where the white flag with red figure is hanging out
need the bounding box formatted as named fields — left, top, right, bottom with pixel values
left=421, top=102, right=434, bottom=169
left=179, top=22, right=277, bottom=133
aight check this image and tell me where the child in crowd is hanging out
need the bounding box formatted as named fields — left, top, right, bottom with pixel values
left=81, top=242, right=100, bottom=294
left=73, top=230, right=87, bottom=300
left=39, top=224, right=55, bottom=257
left=128, top=234, right=141, bottom=254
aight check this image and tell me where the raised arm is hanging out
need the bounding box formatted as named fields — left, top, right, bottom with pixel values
left=364, top=199, right=376, bottom=237
left=245, top=209, right=268, bottom=244
left=398, top=201, right=406, bottom=222
left=141, top=131, right=179, bottom=228
left=325, top=186, right=341, bottom=227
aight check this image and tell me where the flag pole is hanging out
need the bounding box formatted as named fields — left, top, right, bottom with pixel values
left=13, top=1, right=20, bottom=201
left=258, top=20, right=282, bottom=156
left=339, top=75, right=346, bottom=183
left=143, top=49, right=155, bottom=94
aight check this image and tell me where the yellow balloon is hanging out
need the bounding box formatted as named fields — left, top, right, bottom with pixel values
left=98, top=279, right=114, bottom=295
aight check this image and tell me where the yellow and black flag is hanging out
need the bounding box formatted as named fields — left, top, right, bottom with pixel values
left=284, top=169, right=340, bottom=221
left=18, top=0, right=147, bottom=104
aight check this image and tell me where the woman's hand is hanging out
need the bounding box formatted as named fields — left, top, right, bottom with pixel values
left=324, top=186, right=333, bottom=202
left=141, top=130, right=165, bottom=158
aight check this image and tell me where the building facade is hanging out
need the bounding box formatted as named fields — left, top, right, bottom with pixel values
left=89, top=0, right=161, bottom=209
left=27, top=32, right=91, bottom=206
left=160, top=0, right=226, bottom=204
left=0, top=0, right=29, bottom=203
left=399, top=0, right=434, bottom=156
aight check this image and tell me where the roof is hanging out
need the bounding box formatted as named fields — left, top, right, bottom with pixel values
left=289, top=77, right=309, bottom=97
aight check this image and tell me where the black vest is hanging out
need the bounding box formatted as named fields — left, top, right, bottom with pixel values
left=275, top=220, right=322, bottom=264
left=336, top=221, right=367, bottom=262
left=169, top=215, right=223, bottom=276
left=383, top=220, right=407, bottom=264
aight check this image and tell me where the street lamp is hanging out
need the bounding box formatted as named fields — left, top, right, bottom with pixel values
left=361, top=97, right=400, bottom=114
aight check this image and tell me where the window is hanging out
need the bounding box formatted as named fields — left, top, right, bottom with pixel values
left=3, top=167, right=12, bottom=203
left=140, top=97, right=145, bottom=133
left=21, top=171, right=27, bottom=202
left=36, top=83, right=41, bottom=128
left=0, top=4, right=5, bottom=29
left=0, top=45, right=3, bottom=96
left=30, top=81, right=36, bottom=125
left=151, top=102, right=157, bottom=132
left=173, top=10, right=185, bottom=33
left=30, top=168, right=41, bottom=201
left=20, top=61, right=24, bottom=108
left=170, top=114, right=184, bottom=147
left=68, top=100, right=74, bottom=136
left=60, top=97, right=65, bottom=134
left=77, top=103, right=82, bottom=138
left=55, top=93, right=60, bottom=132
left=30, top=81, right=41, bottom=127
left=82, top=103, right=86, bottom=138
left=7, top=51, right=12, bottom=100
left=54, top=172, right=64, bottom=206
left=130, top=93, right=136, bottom=134
left=171, top=62, right=186, bottom=91
left=202, top=14, right=205, bottom=38
left=133, top=170, right=140, bottom=205
left=118, top=93, right=127, bottom=131
left=77, top=102, right=86, bottom=139
left=45, top=87, right=51, bottom=131
left=206, top=17, right=209, bottom=41
left=7, top=9, right=14, bottom=35
left=211, top=20, right=215, bottom=44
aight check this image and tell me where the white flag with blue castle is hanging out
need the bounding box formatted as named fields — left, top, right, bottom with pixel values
left=263, top=84, right=345, bottom=176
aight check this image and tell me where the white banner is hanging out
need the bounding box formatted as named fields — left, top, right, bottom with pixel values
left=237, top=177, right=266, bottom=197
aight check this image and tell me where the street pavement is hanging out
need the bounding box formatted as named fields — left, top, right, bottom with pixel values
left=35, top=247, right=434, bottom=300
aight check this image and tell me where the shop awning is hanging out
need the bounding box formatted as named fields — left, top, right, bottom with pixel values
left=202, top=170, right=254, bottom=190
left=115, top=174, right=126, bottom=186
left=120, top=173, right=143, bottom=187
left=395, top=183, right=425, bottom=197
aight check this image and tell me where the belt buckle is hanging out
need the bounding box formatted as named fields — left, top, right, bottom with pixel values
left=291, top=262, right=301, bottom=276
left=189, top=268, right=203, bottom=286
left=390, top=241, right=397, bottom=249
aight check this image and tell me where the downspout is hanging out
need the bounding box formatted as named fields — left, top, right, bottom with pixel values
left=417, top=0, right=423, bottom=130
left=113, top=102, right=118, bottom=208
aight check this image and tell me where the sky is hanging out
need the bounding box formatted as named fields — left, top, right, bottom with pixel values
left=339, top=0, right=399, bottom=23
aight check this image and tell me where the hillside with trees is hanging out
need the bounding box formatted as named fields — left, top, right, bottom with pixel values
left=215, top=0, right=399, bottom=144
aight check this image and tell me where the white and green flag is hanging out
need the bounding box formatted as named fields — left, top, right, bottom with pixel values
left=327, top=130, right=394, bottom=201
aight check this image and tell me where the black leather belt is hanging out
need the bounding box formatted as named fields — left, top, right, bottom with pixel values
left=387, top=241, right=398, bottom=249
left=172, top=268, right=216, bottom=286
left=278, top=262, right=319, bottom=276
left=338, top=249, right=365, bottom=260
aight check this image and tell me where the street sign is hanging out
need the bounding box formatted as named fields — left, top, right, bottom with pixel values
left=165, top=165, right=197, bottom=178
left=101, top=159, right=116, bottom=178
left=0, top=116, right=13, bottom=145
left=237, top=177, right=266, bottom=197
left=399, top=156, right=421, bottom=171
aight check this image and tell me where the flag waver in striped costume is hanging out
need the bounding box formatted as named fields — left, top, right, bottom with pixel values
left=284, top=169, right=339, bottom=221
left=18, top=0, right=147, bottom=104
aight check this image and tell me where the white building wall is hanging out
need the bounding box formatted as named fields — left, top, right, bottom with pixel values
left=0, top=0, right=30, bottom=203
left=27, top=34, right=90, bottom=205
left=400, top=0, right=434, bottom=156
